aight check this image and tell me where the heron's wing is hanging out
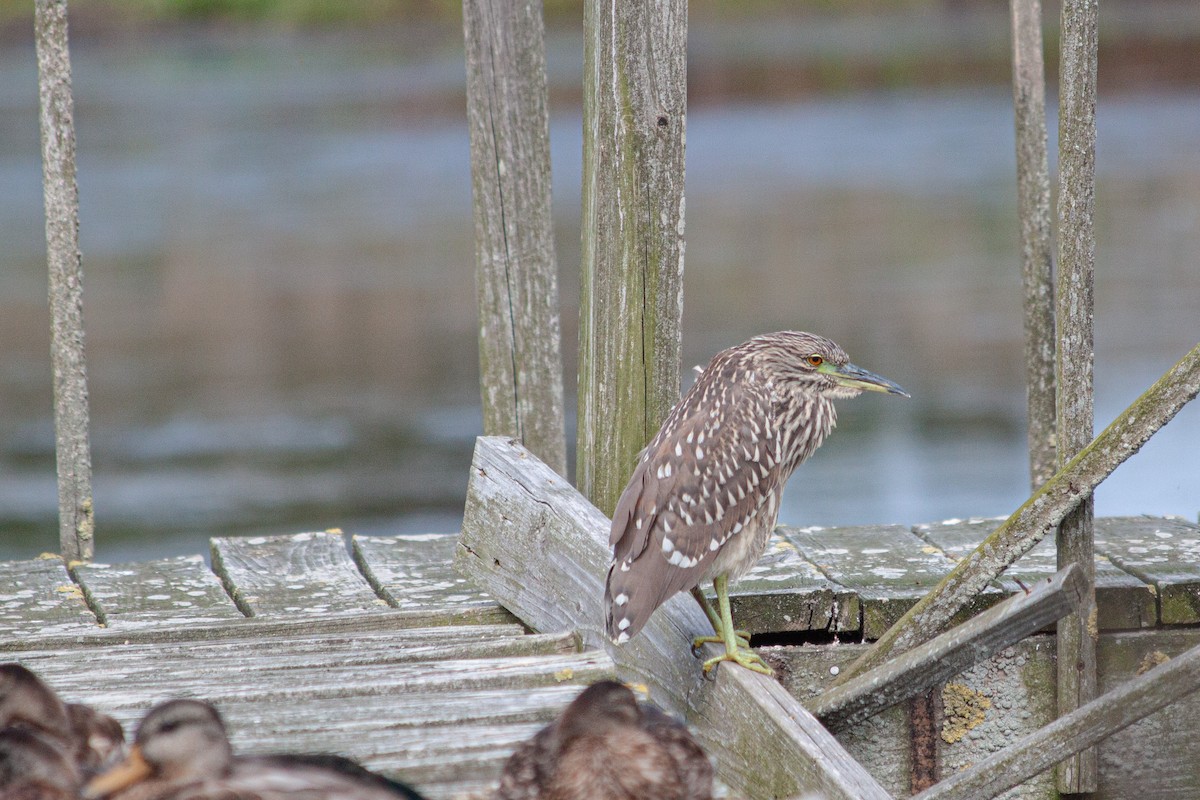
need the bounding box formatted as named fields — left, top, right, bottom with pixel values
left=605, top=375, right=778, bottom=642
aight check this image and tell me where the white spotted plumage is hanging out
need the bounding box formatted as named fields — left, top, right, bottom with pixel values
left=603, top=331, right=867, bottom=645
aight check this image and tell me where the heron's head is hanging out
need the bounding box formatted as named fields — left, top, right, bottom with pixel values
left=751, top=331, right=909, bottom=401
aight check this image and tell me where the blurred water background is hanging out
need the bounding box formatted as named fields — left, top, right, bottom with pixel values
left=1, top=1, right=1198, bottom=562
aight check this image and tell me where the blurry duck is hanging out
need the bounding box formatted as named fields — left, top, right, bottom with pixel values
left=494, top=680, right=713, bottom=800
left=84, top=699, right=427, bottom=800
left=0, top=663, right=125, bottom=778
left=0, top=727, right=81, bottom=800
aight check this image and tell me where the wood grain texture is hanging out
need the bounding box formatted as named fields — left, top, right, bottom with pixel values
left=915, top=517, right=1157, bottom=630
left=458, top=436, right=892, bottom=800
left=784, top=524, right=1000, bottom=641
left=352, top=533, right=516, bottom=624
left=72, top=555, right=245, bottom=628
left=1054, top=0, right=1101, bottom=788
left=35, top=0, right=94, bottom=562
left=1095, top=515, right=1200, bottom=624
left=1009, top=0, right=1057, bottom=490
left=463, top=0, right=566, bottom=476
left=211, top=531, right=385, bottom=616
left=577, top=0, right=687, bottom=517
left=702, top=533, right=859, bottom=635
left=15, top=626, right=611, bottom=800
left=811, top=564, right=1083, bottom=732
left=915, top=631, right=1200, bottom=800
left=841, top=341, right=1200, bottom=683
left=0, top=556, right=97, bottom=638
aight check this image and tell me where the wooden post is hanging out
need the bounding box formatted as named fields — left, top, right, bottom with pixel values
left=1009, top=0, right=1056, bottom=489
left=839, top=340, right=1200, bottom=682
left=577, top=0, right=687, bottom=515
left=35, top=0, right=94, bottom=563
left=1055, top=0, right=1100, bottom=790
left=463, top=0, right=567, bottom=477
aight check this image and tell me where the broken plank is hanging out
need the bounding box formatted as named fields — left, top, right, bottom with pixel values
left=458, top=435, right=892, bottom=800
left=352, top=533, right=516, bottom=624
left=912, top=632, right=1200, bottom=800
left=784, top=523, right=1001, bottom=640
left=210, top=531, right=387, bottom=616
left=71, top=554, right=246, bottom=628
left=811, top=564, right=1084, bottom=732
left=705, top=533, right=859, bottom=635
left=915, top=517, right=1157, bottom=629
left=1094, top=516, right=1200, bottom=625
left=0, top=557, right=97, bottom=638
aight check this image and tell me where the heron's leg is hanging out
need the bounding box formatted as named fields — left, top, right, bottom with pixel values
left=699, top=576, right=772, bottom=676
left=691, top=585, right=750, bottom=650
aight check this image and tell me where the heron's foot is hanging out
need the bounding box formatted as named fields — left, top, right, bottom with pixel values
left=701, top=645, right=774, bottom=677
left=692, top=630, right=752, bottom=653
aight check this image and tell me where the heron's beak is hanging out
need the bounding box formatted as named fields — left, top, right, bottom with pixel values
left=83, top=745, right=152, bottom=799
left=823, top=361, right=910, bottom=397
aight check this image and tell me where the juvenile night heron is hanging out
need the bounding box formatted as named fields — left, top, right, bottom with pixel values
left=604, top=331, right=908, bottom=675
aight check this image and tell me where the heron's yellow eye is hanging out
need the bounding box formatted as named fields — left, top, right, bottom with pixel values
left=806, top=354, right=824, bottom=367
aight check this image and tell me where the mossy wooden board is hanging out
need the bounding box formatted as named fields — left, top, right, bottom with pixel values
left=72, top=554, right=246, bottom=628
left=914, top=517, right=1157, bottom=630
left=1094, top=516, right=1200, bottom=625
left=782, top=524, right=1002, bottom=640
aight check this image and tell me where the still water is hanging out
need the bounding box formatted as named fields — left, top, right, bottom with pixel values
left=1, top=28, right=1198, bottom=562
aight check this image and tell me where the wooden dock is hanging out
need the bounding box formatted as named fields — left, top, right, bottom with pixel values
left=3, top=511, right=1200, bottom=798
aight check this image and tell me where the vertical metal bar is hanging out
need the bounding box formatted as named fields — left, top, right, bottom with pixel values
left=1054, top=0, right=1100, bottom=791
left=1009, top=0, right=1056, bottom=490
left=35, top=0, right=94, bottom=562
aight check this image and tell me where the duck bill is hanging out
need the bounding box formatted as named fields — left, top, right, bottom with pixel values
left=825, top=361, right=909, bottom=397
left=83, top=745, right=152, bottom=799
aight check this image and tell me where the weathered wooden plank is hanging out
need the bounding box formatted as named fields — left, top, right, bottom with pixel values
left=1054, top=1, right=1102, bottom=787
left=784, top=524, right=1000, bottom=641
left=1010, top=0, right=1057, bottom=490
left=766, top=643, right=911, bottom=797
left=916, top=632, right=1200, bottom=800
left=577, top=0, right=687, bottom=518
left=771, top=638, right=1060, bottom=800
left=812, top=564, right=1084, bottom=732
left=71, top=554, right=245, bottom=628
left=915, top=517, right=1157, bottom=629
left=210, top=530, right=386, bottom=616
left=0, top=556, right=97, bottom=638
left=35, top=0, right=95, bottom=563
left=840, top=340, right=1200, bottom=683
left=463, top=0, right=567, bottom=476
left=13, top=625, right=575, bottom=701
left=351, top=533, right=516, bottom=625
left=697, top=533, right=859, bottom=636
left=0, top=606, right=510, bottom=653
left=458, top=436, right=892, bottom=800
left=24, top=649, right=614, bottom=719
left=1094, top=628, right=1200, bottom=798
left=1094, top=515, right=1200, bottom=624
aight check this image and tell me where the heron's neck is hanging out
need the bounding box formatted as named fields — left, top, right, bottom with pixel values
left=777, top=393, right=836, bottom=477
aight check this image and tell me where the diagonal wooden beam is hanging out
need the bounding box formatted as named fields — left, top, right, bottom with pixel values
left=458, top=436, right=893, bottom=800
left=839, top=341, right=1200, bottom=683
left=812, top=563, right=1085, bottom=732
left=911, top=639, right=1200, bottom=800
